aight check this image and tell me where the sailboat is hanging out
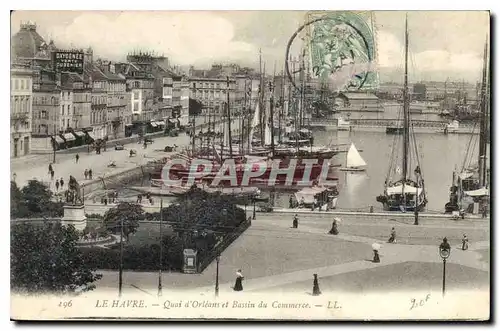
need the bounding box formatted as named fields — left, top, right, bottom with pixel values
left=445, top=39, right=490, bottom=215
left=376, top=16, right=427, bottom=212
left=339, top=143, right=366, bottom=172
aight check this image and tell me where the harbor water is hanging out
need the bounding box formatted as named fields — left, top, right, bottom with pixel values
left=114, top=104, right=485, bottom=213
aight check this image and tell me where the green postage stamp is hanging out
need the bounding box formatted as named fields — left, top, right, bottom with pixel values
left=308, top=11, right=379, bottom=92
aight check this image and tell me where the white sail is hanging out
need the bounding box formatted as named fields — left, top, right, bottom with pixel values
left=346, top=143, right=367, bottom=168
left=223, top=121, right=230, bottom=148
left=247, top=102, right=260, bottom=150
left=264, top=122, right=272, bottom=145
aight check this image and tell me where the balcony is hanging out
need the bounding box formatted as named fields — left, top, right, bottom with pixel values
left=11, top=112, right=29, bottom=122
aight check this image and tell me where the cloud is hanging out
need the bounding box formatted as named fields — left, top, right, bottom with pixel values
left=45, top=12, right=258, bottom=66
left=375, top=30, right=483, bottom=81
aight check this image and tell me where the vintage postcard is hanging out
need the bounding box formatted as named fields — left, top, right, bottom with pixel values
left=10, top=10, right=490, bottom=321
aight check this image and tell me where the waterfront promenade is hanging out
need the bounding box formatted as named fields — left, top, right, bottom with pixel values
left=93, top=213, right=489, bottom=295
left=11, top=133, right=190, bottom=192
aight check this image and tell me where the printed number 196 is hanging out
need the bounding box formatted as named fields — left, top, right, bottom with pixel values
left=59, top=300, right=72, bottom=308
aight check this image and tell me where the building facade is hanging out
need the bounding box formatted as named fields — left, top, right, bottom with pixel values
left=188, top=77, right=236, bottom=116
left=11, top=65, right=33, bottom=157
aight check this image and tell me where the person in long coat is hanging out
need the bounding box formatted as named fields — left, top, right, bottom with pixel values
left=328, top=219, right=339, bottom=235
left=462, top=234, right=469, bottom=250
left=387, top=227, right=396, bottom=243
left=292, top=214, right=298, bottom=228
left=312, top=274, right=321, bottom=296
left=233, top=269, right=244, bottom=291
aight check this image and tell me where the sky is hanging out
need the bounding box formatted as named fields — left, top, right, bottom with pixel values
left=11, top=10, right=490, bottom=83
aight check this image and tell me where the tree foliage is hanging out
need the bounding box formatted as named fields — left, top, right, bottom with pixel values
left=103, top=202, right=144, bottom=240
left=10, top=180, right=64, bottom=218
left=160, top=188, right=246, bottom=236
left=11, top=222, right=102, bottom=294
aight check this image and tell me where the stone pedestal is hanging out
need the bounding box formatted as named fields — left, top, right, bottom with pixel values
left=62, top=204, right=87, bottom=231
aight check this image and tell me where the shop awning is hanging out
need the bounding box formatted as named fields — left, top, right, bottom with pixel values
left=464, top=187, right=489, bottom=197
left=74, top=131, right=85, bottom=137
left=156, top=120, right=166, bottom=126
left=85, top=132, right=96, bottom=140
left=52, top=136, right=64, bottom=144
left=63, top=133, right=76, bottom=142
left=125, top=124, right=134, bottom=127
left=151, top=122, right=158, bottom=127
left=168, top=118, right=177, bottom=123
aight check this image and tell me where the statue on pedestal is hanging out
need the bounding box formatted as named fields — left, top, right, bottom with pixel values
left=66, top=176, right=83, bottom=205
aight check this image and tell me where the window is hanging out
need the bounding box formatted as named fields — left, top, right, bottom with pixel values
left=41, top=110, right=47, bottom=119
left=67, top=105, right=70, bottom=114
left=62, top=105, right=65, bottom=116
left=14, top=79, right=19, bottom=90
left=67, top=119, right=70, bottom=128
left=20, top=80, right=25, bottom=90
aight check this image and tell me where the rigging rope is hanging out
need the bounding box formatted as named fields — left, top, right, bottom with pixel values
left=460, top=121, right=480, bottom=173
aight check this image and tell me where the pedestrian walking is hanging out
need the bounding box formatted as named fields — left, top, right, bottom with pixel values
left=137, top=194, right=142, bottom=204
left=48, top=163, right=53, bottom=175
left=75, top=153, right=80, bottom=163
left=233, top=269, right=244, bottom=291
left=312, top=274, right=321, bottom=296
left=482, top=205, right=488, bottom=218
left=51, top=170, right=55, bottom=180
left=88, top=169, right=93, bottom=180
left=292, top=214, right=298, bottom=229
left=55, top=180, right=60, bottom=191
left=84, top=169, right=89, bottom=180
left=60, top=178, right=64, bottom=190
left=462, top=234, right=469, bottom=251
left=387, top=227, right=396, bottom=243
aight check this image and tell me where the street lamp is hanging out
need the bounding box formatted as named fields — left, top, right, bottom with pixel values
left=158, top=199, right=163, bottom=297
left=414, top=190, right=419, bottom=226
left=439, top=238, right=451, bottom=297
left=215, top=254, right=220, bottom=297
left=252, top=197, right=256, bottom=220
left=118, top=217, right=124, bottom=297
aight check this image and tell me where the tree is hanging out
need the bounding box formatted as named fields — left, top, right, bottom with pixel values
left=103, top=202, right=144, bottom=240
left=21, top=179, right=53, bottom=214
left=10, top=180, right=64, bottom=218
left=11, top=222, right=102, bottom=294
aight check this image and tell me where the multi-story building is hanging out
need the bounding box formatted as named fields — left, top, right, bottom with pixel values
left=188, top=75, right=236, bottom=116
left=97, top=61, right=128, bottom=139
left=31, top=69, right=60, bottom=139
left=87, top=65, right=109, bottom=139
left=11, top=64, right=33, bottom=157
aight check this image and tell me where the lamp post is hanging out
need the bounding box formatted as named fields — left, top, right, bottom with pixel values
left=414, top=189, right=419, bottom=225
left=158, top=199, right=163, bottom=297
left=439, top=238, right=451, bottom=297
left=215, top=255, right=220, bottom=297
left=118, top=217, right=124, bottom=297
left=252, top=197, right=256, bottom=220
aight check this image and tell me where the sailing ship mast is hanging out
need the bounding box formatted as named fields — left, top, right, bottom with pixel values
left=226, top=76, right=233, bottom=158
left=478, top=39, right=489, bottom=188
left=269, top=62, right=276, bottom=157
left=402, top=15, right=410, bottom=183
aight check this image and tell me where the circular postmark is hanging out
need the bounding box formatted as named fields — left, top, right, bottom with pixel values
left=285, top=11, right=377, bottom=92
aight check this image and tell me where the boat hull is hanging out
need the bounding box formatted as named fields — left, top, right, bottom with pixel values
left=386, top=127, right=404, bottom=134
left=339, top=167, right=365, bottom=172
